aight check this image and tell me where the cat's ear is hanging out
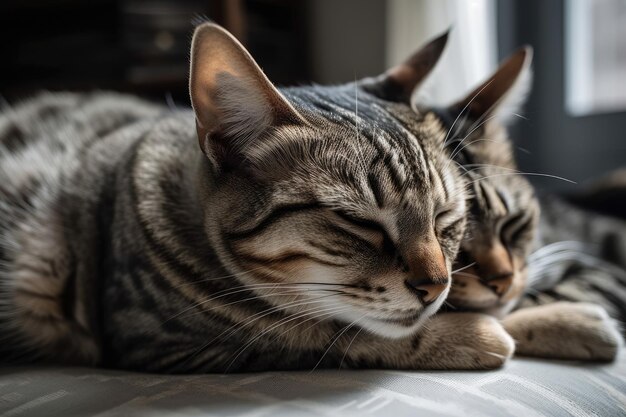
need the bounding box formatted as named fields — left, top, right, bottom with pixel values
left=447, top=46, right=533, bottom=124
left=361, top=30, right=449, bottom=104
left=189, top=23, right=306, bottom=168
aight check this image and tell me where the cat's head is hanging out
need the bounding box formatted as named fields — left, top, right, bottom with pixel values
left=431, top=48, right=539, bottom=317
left=189, top=23, right=467, bottom=338
left=352, top=35, right=539, bottom=317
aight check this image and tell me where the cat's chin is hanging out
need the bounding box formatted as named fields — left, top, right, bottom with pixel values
left=359, top=313, right=434, bottom=339
left=333, top=295, right=447, bottom=339
left=333, top=315, right=424, bottom=339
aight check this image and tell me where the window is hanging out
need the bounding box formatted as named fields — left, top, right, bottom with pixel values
left=566, top=0, right=626, bottom=115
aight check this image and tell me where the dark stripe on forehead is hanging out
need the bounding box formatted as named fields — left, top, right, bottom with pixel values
left=369, top=103, right=425, bottom=183
left=368, top=147, right=403, bottom=197
left=293, top=90, right=410, bottom=194
left=481, top=180, right=509, bottom=215
left=429, top=159, right=448, bottom=202
left=382, top=153, right=405, bottom=193
left=496, top=188, right=510, bottom=212
left=367, top=172, right=385, bottom=208
left=477, top=181, right=492, bottom=211
left=286, top=85, right=437, bottom=196
left=369, top=102, right=434, bottom=183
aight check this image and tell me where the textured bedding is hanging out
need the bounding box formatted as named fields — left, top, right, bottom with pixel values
left=1, top=354, right=625, bottom=417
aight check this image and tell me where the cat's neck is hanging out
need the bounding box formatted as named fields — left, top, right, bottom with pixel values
left=130, top=116, right=226, bottom=278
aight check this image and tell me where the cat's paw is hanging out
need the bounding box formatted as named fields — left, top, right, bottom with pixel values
left=503, top=302, right=623, bottom=362
left=417, top=313, right=515, bottom=370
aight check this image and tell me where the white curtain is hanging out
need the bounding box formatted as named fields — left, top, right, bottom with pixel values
left=386, top=0, right=497, bottom=106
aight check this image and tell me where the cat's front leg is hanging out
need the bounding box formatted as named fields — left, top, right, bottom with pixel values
left=410, top=312, right=516, bottom=369
left=342, top=312, right=515, bottom=370
left=200, top=312, right=515, bottom=372
left=502, top=302, right=623, bottom=361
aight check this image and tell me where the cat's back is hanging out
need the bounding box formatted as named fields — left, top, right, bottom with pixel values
left=0, top=92, right=172, bottom=364
left=1, top=92, right=165, bottom=207
left=0, top=92, right=165, bottom=204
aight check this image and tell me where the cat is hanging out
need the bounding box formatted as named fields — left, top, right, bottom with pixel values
left=400, top=47, right=624, bottom=362
left=384, top=46, right=541, bottom=320
left=0, top=23, right=521, bottom=372
left=2, top=22, right=620, bottom=373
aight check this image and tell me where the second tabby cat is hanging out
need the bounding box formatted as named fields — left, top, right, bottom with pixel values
left=415, top=45, right=623, bottom=361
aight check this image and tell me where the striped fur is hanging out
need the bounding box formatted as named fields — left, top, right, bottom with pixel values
left=0, top=23, right=532, bottom=372
left=444, top=117, right=539, bottom=317
left=522, top=195, right=626, bottom=324
left=437, top=108, right=624, bottom=361
left=0, top=78, right=481, bottom=370
left=429, top=50, right=625, bottom=361
left=5, top=22, right=618, bottom=372
left=0, top=83, right=497, bottom=371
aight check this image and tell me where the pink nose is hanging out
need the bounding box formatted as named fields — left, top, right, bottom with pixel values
left=405, top=280, right=448, bottom=304
left=473, top=242, right=514, bottom=297
left=483, top=273, right=513, bottom=296
left=403, top=236, right=449, bottom=305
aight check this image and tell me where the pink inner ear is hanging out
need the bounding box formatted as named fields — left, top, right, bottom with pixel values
left=453, top=47, right=532, bottom=121
left=189, top=23, right=306, bottom=160
left=211, top=71, right=274, bottom=149
left=382, top=30, right=450, bottom=103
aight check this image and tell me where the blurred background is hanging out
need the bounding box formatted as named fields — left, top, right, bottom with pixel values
left=1, top=0, right=625, bottom=190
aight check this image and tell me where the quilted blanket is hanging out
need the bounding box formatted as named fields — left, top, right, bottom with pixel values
left=1, top=354, right=625, bottom=417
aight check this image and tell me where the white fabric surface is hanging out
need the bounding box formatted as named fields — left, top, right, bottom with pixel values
left=1, top=354, right=625, bottom=417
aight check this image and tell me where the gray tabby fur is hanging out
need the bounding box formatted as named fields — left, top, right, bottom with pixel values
left=428, top=49, right=625, bottom=361
left=1, top=24, right=521, bottom=372
left=1, top=23, right=622, bottom=372
left=0, top=87, right=517, bottom=371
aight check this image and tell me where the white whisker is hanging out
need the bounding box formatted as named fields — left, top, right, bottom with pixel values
left=470, top=172, right=576, bottom=185
left=448, top=116, right=499, bottom=163
left=183, top=298, right=347, bottom=370
left=452, top=262, right=477, bottom=274
left=310, top=313, right=365, bottom=373
left=442, top=79, right=495, bottom=149
left=225, top=304, right=351, bottom=372
left=339, top=326, right=364, bottom=369
left=163, top=284, right=347, bottom=323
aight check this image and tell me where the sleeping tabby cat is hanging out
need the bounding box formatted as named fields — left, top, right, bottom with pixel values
left=0, top=23, right=522, bottom=372
left=416, top=46, right=624, bottom=361
left=0, top=23, right=621, bottom=372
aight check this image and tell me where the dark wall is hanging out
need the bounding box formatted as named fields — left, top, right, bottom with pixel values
left=0, top=0, right=309, bottom=104
left=498, top=0, right=626, bottom=191
left=306, top=0, right=386, bottom=84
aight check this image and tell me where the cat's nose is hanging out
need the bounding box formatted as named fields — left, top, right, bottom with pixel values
left=483, top=273, right=514, bottom=296
left=404, top=239, right=449, bottom=305
left=405, top=279, right=448, bottom=305
left=474, top=242, right=514, bottom=296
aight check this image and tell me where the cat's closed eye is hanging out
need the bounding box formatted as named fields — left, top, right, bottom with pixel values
left=500, top=212, right=533, bottom=245
left=331, top=209, right=396, bottom=254
left=435, top=209, right=454, bottom=227
left=435, top=207, right=464, bottom=237
left=333, top=209, right=384, bottom=232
